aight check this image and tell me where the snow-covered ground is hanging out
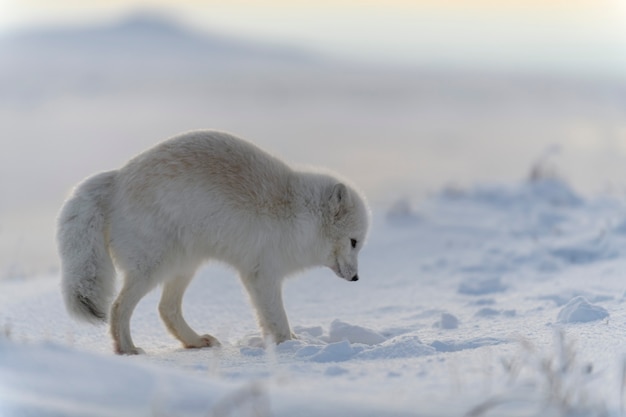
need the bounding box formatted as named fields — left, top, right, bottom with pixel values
left=2, top=13, right=626, bottom=417
left=3, top=175, right=626, bottom=416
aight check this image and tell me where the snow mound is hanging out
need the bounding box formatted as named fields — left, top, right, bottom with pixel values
left=526, top=178, right=583, bottom=207
left=328, top=319, right=386, bottom=345
left=440, top=178, right=583, bottom=209
left=612, top=219, right=626, bottom=235
left=474, top=308, right=516, bottom=318
left=549, top=243, right=616, bottom=265
left=0, top=339, right=224, bottom=416
left=240, top=346, right=265, bottom=357
left=430, top=337, right=507, bottom=353
left=433, top=312, right=459, bottom=329
left=538, top=291, right=613, bottom=307
left=557, top=296, right=609, bottom=323
left=293, top=325, right=324, bottom=338
left=357, top=335, right=435, bottom=359
left=324, top=365, right=349, bottom=376
left=240, top=321, right=437, bottom=362
left=474, top=307, right=500, bottom=317
left=458, top=277, right=507, bottom=295
left=308, top=340, right=356, bottom=363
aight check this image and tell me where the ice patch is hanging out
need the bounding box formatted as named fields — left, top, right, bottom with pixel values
left=557, top=296, right=609, bottom=324
left=328, top=319, right=386, bottom=346
left=458, top=277, right=507, bottom=295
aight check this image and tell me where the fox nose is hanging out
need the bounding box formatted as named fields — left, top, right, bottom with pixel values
left=350, top=274, right=359, bottom=282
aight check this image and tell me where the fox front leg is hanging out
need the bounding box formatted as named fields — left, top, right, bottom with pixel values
left=240, top=269, right=293, bottom=344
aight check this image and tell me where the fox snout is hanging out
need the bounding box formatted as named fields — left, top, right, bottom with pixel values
left=330, top=263, right=359, bottom=282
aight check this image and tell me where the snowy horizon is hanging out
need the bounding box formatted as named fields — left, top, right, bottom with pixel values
left=2, top=12, right=626, bottom=277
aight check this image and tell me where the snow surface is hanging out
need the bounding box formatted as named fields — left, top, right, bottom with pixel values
left=3, top=176, right=626, bottom=416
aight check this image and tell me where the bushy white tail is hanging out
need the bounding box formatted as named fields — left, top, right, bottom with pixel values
left=57, top=171, right=117, bottom=323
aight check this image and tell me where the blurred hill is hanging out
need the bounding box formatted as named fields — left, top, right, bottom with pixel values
left=0, top=13, right=318, bottom=99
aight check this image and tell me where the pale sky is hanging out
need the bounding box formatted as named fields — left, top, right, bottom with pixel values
left=2, top=0, right=626, bottom=77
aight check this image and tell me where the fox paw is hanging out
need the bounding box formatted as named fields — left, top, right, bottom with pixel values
left=116, top=346, right=145, bottom=355
left=272, top=332, right=296, bottom=344
left=184, top=334, right=221, bottom=349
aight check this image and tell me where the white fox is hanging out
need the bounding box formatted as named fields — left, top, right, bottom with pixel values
left=57, top=130, right=370, bottom=354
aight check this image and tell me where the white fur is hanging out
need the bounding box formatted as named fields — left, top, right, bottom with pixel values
left=57, top=130, right=370, bottom=354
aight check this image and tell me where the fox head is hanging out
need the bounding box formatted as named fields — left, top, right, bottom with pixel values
left=322, top=183, right=370, bottom=282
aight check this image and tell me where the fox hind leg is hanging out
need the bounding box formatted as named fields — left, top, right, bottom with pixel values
left=110, top=273, right=155, bottom=355
left=159, top=274, right=220, bottom=349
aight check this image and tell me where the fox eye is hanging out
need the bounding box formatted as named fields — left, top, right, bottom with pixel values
left=350, top=239, right=357, bottom=249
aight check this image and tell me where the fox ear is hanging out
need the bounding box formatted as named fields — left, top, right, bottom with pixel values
left=329, top=183, right=349, bottom=218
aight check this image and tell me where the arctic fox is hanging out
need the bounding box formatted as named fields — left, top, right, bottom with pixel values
left=57, top=130, right=370, bottom=354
